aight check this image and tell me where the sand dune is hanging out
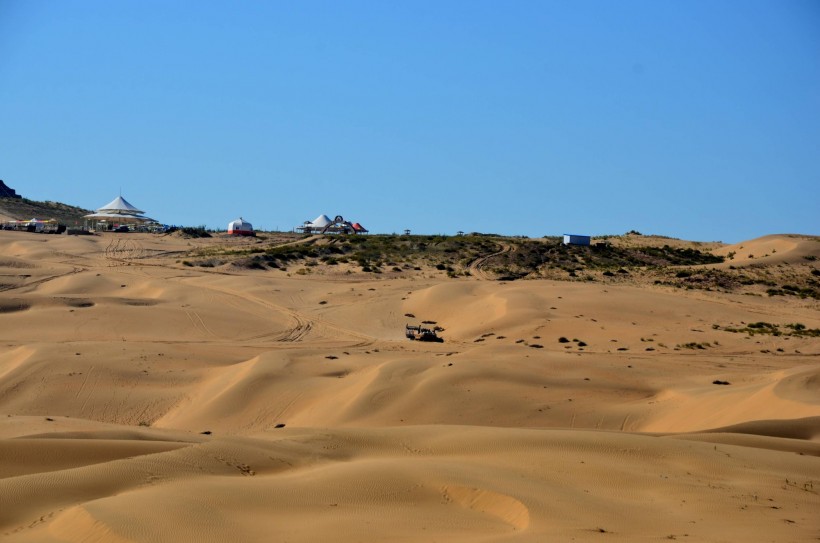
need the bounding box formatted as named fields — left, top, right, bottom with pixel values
left=713, top=233, right=820, bottom=266
left=1, top=231, right=818, bottom=541
left=2, top=424, right=819, bottom=542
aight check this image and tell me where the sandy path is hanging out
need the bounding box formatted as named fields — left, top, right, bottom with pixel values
left=468, top=241, right=512, bottom=279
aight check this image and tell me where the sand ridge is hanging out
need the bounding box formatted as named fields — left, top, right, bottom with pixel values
left=713, top=234, right=820, bottom=266
left=1, top=230, right=818, bottom=541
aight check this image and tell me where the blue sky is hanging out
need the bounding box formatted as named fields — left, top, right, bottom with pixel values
left=1, top=1, right=818, bottom=241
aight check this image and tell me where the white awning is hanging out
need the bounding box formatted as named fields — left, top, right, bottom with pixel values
left=96, top=195, right=144, bottom=214
left=84, top=212, right=156, bottom=222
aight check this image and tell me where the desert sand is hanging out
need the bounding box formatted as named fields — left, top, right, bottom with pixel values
left=1, top=230, right=818, bottom=542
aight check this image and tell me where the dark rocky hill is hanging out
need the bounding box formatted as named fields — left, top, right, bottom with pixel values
left=0, top=180, right=22, bottom=198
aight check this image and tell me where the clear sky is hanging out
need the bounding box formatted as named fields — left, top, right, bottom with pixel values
left=1, top=1, right=818, bottom=241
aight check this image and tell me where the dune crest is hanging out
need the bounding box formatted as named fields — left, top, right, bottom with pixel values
left=713, top=233, right=820, bottom=266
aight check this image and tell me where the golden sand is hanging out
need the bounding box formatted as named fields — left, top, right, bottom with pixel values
left=1, top=231, right=818, bottom=541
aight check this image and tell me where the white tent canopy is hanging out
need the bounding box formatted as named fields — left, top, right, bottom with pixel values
left=86, top=212, right=155, bottom=221
left=97, top=196, right=144, bottom=214
left=311, top=214, right=332, bottom=228
left=84, top=195, right=155, bottom=226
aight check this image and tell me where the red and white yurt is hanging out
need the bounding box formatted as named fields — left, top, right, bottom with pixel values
left=228, top=217, right=254, bottom=236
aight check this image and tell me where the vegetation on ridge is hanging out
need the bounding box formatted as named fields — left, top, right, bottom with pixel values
left=212, top=234, right=727, bottom=280
left=488, top=239, right=724, bottom=280
left=238, top=234, right=500, bottom=276
left=0, top=197, right=92, bottom=225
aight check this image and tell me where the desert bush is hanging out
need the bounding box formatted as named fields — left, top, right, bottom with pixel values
left=178, top=226, right=211, bottom=238
left=677, top=342, right=711, bottom=349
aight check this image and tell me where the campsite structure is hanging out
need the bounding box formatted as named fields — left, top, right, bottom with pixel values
left=563, top=234, right=591, bottom=246
left=84, top=195, right=158, bottom=231
left=297, top=215, right=368, bottom=235
left=1, top=218, right=64, bottom=233
left=228, top=217, right=254, bottom=236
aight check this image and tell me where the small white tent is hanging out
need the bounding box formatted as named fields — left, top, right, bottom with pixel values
left=228, top=217, right=254, bottom=236
left=311, top=214, right=332, bottom=228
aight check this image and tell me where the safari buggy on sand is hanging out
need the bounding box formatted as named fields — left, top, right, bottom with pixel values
left=405, top=324, right=444, bottom=343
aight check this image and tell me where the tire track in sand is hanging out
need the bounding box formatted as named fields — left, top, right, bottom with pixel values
left=468, top=243, right=513, bottom=280
left=187, top=281, right=374, bottom=346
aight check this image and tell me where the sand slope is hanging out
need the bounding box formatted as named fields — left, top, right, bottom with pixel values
left=1, top=231, right=819, bottom=542
left=713, top=233, right=820, bottom=266
left=2, top=423, right=819, bottom=542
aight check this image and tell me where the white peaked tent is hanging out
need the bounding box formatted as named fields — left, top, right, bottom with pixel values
left=228, top=217, right=254, bottom=236
left=99, top=196, right=144, bottom=214
left=84, top=195, right=155, bottom=229
left=311, top=214, right=332, bottom=228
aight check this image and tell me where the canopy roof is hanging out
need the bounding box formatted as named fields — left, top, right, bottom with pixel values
left=85, top=195, right=154, bottom=223
left=97, top=195, right=144, bottom=215
left=311, top=214, right=332, bottom=228
left=83, top=212, right=156, bottom=223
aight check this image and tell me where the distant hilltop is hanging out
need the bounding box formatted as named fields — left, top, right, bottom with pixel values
left=0, top=180, right=22, bottom=199
left=0, top=194, right=92, bottom=226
